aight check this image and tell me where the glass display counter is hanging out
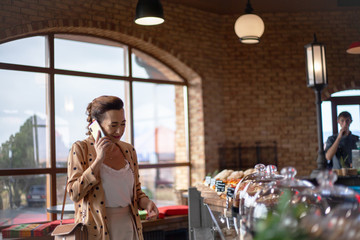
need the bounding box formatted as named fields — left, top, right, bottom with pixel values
left=189, top=170, right=360, bottom=240
left=188, top=187, right=252, bottom=240
left=204, top=203, right=253, bottom=240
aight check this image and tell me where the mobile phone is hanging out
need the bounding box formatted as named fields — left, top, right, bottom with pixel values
left=89, top=120, right=105, bottom=140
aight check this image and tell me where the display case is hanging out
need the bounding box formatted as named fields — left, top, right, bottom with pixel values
left=188, top=187, right=253, bottom=240
left=189, top=169, right=360, bottom=240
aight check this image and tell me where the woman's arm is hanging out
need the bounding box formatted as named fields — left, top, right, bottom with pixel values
left=131, top=146, right=159, bottom=219
left=67, top=141, right=99, bottom=202
left=131, top=147, right=148, bottom=201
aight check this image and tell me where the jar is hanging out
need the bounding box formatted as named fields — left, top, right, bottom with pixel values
left=314, top=170, right=359, bottom=210
left=234, top=164, right=282, bottom=217
left=247, top=166, right=314, bottom=231
left=301, top=203, right=360, bottom=240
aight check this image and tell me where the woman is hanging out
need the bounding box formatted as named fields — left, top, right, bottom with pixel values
left=67, top=95, right=158, bottom=240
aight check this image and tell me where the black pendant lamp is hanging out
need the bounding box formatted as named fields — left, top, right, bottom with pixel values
left=135, top=0, right=164, bottom=26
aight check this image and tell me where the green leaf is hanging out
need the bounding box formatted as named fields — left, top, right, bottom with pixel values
left=253, top=189, right=317, bottom=240
left=340, top=155, right=348, bottom=168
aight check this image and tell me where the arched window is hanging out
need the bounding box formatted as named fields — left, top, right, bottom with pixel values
left=0, top=34, right=189, bottom=224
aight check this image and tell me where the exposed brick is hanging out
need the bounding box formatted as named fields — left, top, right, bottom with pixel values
left=2, top=5, right=21, bottom=13
left=20, top=7, right=37, bottom=16
left=0, top=0, right=359, bottom=181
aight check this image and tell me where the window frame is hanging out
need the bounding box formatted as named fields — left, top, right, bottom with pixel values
left=0, top=33, right=190, bottom=220
left=330, top=96, right=360, bottom=134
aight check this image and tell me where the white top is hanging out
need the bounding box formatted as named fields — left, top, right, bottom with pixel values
left=100, top=160, right=134, bottom=207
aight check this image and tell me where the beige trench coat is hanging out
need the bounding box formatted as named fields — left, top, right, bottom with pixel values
left=67, top=137, right=148, bottom=240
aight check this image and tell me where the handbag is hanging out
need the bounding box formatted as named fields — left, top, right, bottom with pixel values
left=51, top=178, right=88, bottom=240
left=52, top=222, right=87, bottom=239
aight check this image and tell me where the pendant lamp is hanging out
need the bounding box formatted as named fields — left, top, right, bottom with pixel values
left=234, top=0, right=265, bottom=44
left=135, top=0, right=164, bottom=26
left=346, top=41, right=360, bottom=54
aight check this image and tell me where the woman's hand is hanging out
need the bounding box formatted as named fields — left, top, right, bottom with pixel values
left=91, top=131, right=113, bottom=176
left=139, top=198, right=159, bottom=220
left=94, top=131, right=113, bottom=161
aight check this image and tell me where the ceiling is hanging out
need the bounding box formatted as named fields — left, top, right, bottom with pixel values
left=166, top=0, right=360, bottom=15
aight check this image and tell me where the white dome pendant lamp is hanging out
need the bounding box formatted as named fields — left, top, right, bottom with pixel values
left=234, top=0, right=265, bottom=44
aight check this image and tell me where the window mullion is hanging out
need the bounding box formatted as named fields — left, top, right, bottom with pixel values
left=128, top=46, right=134, bottom=145
left=46, top=34, right=57, bottom=217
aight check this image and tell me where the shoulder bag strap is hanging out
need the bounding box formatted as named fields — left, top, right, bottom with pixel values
left=60, top=177, right=68, bottom=225
left=60, top=142, right=89, bottom=225
left=60, top=178, right=87, bottom=225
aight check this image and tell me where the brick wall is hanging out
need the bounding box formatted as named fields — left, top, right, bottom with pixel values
left=221, top=10, right=360, bottom=176
left=0, top=0, right=359, bottom=180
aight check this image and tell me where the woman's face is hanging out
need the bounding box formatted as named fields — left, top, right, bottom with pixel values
left=100, top=109, right=126, bottom=143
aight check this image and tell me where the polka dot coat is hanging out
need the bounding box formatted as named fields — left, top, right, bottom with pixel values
left=67, top=137, right=148, bottom=240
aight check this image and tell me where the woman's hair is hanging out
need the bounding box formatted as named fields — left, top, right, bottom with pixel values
left=86, top=95, right=124, bottom=134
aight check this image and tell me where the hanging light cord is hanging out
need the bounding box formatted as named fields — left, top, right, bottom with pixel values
left=245, top=0, right=254, bottom=14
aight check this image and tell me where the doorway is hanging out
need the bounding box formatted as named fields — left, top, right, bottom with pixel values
left=322, top=90, right=360, bottom=143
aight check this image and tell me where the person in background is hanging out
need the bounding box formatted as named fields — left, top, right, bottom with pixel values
left=325, top=111, right=359, bottom=169
left=67, top=95, right=158, bottom=240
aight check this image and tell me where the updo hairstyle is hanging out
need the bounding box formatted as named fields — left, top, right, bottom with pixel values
left=86, top=95, right=124, bottom=135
